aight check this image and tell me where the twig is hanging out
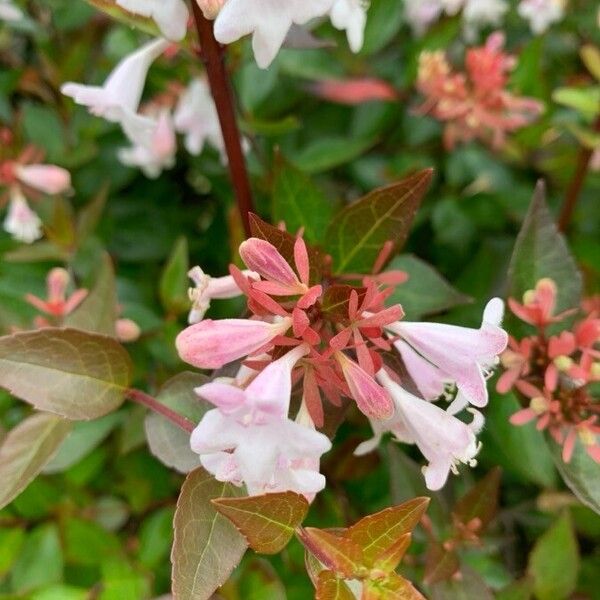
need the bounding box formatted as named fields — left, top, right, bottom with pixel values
left=558, top=115, right=600, bottom=232
left=126, top=388, right=195, bottom=433
left=190, top=2, right=254, bottom=236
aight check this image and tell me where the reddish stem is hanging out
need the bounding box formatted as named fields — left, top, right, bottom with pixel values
left=190, top=3, right=254, bottom=236
left=126, top=388, right=195, bottom=433
left=558, top=115, right=600, bottom=232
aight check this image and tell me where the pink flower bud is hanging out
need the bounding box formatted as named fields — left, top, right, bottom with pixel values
left=116, top=318, right=141, bottom=343
left=176, top=317, right=292, bottom=369
left=15, top=164, right=71, bottom=195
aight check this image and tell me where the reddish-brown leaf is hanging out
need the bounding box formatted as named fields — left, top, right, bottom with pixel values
left=316, top=570, right=356, bottom=600
left=212, top=491, right=309, bottom=554
left=372, top=533, right=412, bottom=574
left=321, top=285, right=367, bottom=325
left=363, top=574, right=425, bottom=600
left=453, top=467, right=501, bottom=533
left=424, top=542, right=460, bottom=585
left=347, top=497, right=429, bottom=566
left=297, top=527, right=364, bottom=579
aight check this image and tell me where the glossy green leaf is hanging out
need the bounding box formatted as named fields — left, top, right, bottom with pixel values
left=292, top=136, right=378, bottom=174
left=171, top=468, right=247, bottom=600
left=326, top=169, right=433, bottom=274
left=0, top=328, right=132, bottom=420
left=159, top=236, right=190, bottom=316
left=0, top=412, right=72, bottom=510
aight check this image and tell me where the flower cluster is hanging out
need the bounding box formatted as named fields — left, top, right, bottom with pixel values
left=498, top=278, right=600, bottom=463
left=416, top=33, right=544, bottom=149
left=405, top=0, right=565, bottom=38
left=23, top=267, right=140, bottom=343
left=0, top=135, right=71, bottom=243
left=176, top=225, right=507, bottom=496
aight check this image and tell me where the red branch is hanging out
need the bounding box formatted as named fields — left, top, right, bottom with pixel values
left=126, top=388, right=195, bottom=433
left=190, top=2, right=254, bottom=236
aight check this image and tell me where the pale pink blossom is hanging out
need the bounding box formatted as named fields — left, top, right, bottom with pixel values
left=173, top=78, right=226, bottom=158
left=192, top=345, right=331, bottom=496
left=14, top=164, right=71, bottom=195
left=3, top=187, right=42, bottom=244
left=0, top=0, right=23, bottom=22
left=329, top=0, right=368, bottom=53
left=116, top=0, right=189, bottom=41
left=187, top=265, right=258, bottom=324
left=118, top=109, right=176, bottom=178
left=386, top=298, right=508, bottom=409
left=518, top=0, right=564, bottom=34
left=213, top=0, right=336, bottom=68
left=176, top=316, right=292, bottom=369
left=355, top=370, right=483, bottom=491
left=115, top=318, right=141, bottom=342
left=61, top=38, right=169, bottom=144
left=403, top=0, right=444, bottom=36
left=462, top=0, right=508, bottom=39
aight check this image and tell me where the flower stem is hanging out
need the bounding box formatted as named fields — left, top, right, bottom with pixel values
left=558, top=115, right=600, bottom=232
left=190, top=2, right=254, bottom=237
left=126, top=388, right=195, bottom=433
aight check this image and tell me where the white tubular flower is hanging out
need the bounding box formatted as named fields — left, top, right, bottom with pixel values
left=517, top=0, right=565, bottom=34
left=0, top=0, right=23, bottom=22
left=329, top=0, right=368, bottom=53
left=462, top=0, right=508, bottom=39
left=116, top=0, right=189, bottom=41
left=404, top=0, right=444, bottom=36
left=3, top=187, right=43, bottom=244
left=213, top=0, right=336, bottom=68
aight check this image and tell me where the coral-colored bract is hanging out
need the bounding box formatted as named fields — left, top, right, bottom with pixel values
left=176, top=224, right=507, bottom=494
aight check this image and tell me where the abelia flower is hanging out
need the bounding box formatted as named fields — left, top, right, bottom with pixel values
left=212, top=0, right=336, bottom=68
left=25, top=268, right=88, bottom=318
left=116, top=0, right=189, bottom=41
left=518, top=0, right=565, bottom=34
left=0, top=0, right=23, bottom=22
left=385, top=298, right=508, bottom=409
left=187, top=266, right=258, bottom=324
left=329, top=0, right=368, bottom=53
left=191, top=345, right=331, bottom=496
left=3, top=187, right=43, bottom=244
left=416, top=33, right=544, bottom=149
left=118, top=108, right=177, bottom=178
left=462, top=0, right=508, bottom=40
left=14, top=164, right=71, bottom=195
left=176, top=316, right=293, bottom=369
left=61, top=38, right=169, bottom=141
left=173, top=78, right=231, bottom=160
left=404, top=0, right=444, bottom=36
left=356, top=370, right=483, bottom=491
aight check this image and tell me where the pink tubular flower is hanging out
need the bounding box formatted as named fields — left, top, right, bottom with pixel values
left=176, top=317, right=292, bottom=369
left=187, top=265, right=258, bottom=324
left=25, top=267, right=88, bottom=318
left=335, top=351, right=393, bottom=419
left=416, top=33, right=543, bottom=149
left=386, top=298, right=508, bottom=409
left=14, top=164, right=71, bottom=195
left=191, top=344, right=331, bottom=496
left=355, top=370, right=483, bottom=491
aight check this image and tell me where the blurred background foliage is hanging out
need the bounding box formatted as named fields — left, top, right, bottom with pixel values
left=0, top=0, right=599, bottom=598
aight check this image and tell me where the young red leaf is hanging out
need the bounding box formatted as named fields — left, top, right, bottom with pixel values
left=316, top=570, right=356, bottom=600
left=363, top=573, right=425, bottom=600
left=423, top=541, right=460, bottom=585
left=212, top=491, right=309, bottom=554
left=372, top=533, right=412, bottom=574
left=453, top=467, right=501, bottom=533
left=325, top=169, right=434, bottom=274
left=346, top=497, right=429, bottom=566
left=297, top=528, right=364, bottom=579
left=321, top=285, right=367, bottom=325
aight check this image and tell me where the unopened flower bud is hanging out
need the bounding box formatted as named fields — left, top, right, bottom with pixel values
left=116, top=318, right=141, bottom=343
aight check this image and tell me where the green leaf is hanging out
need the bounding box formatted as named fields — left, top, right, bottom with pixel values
left=581, top=44, right=600, bottom=81
left=0, top=412, right=72, bottom=510
left=552, top=86, right=600, bottom=121
left=346, top=497, right=430, bottom=566
left=0, top=328, right=132, bottom=420
left=385, top=255, right=471, bottom=319
left=145, top=372, right=208, bottom=474
left=360, top=0, right=404, bottom=55
left=496, top=578, right=534, bottom=600
left=480, top=391, right=557, bottom=488
left=547, top=436, right=600, bottom=515
left=0, top=528, right=25, bottom=578
left=430, top=567, right=494, bottom=600
left=160, top=236, right=190, bottom=316
left=63, top=517, right=122, bottom=565
left=213, top=491, right=310, bottom=554
left=528, top=512, right=579, bottom=600
left=171, top=468, right=247, bottom=600
left=292, top=136, right=378, bottom=174
left=325, top=169, right=433, bottom=274
left=453, top=468, right=501, bottom=532
left=11, top=524, right=64, bottom=593
left=99, top=558, right=150, bottom=600
left=76, top=184, right=108, bottom=242
left=508, top=181, right=582, bottom=315
left=43, top=411, right=123, bottom=474
left=64, top=253, right=118, bottom=336
left=272, top=158, right=336, bottom=245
